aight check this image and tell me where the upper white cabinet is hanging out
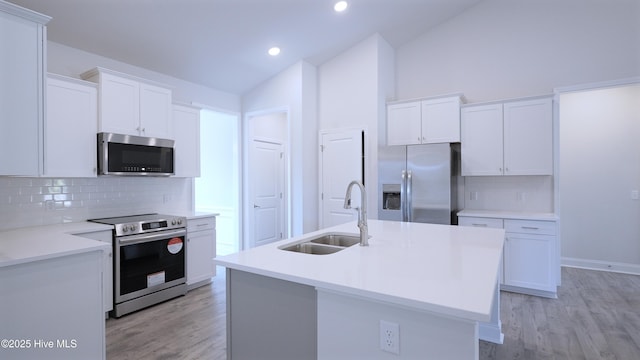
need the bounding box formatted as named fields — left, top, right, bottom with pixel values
left=0, top=1, right=50, bottom=176
left=387, top=95, right=461, bottom=145
left=45, top=74, right=98, bottom=177
left=172, top=104, right=201, bottom=177
left=503, top=98, right=554, bottom=175
left=461, top=97, right=553, bottom=176
left=460, top=103, right=504, bottom=176
left=81, top=67, right=173, bottom=139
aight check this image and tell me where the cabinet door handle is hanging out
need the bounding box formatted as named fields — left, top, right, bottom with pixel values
left=196, top=223, right=209, bottom=227
left=472, top=223, right=487, bottom=227
left=521, top=226, right=539, bottom=230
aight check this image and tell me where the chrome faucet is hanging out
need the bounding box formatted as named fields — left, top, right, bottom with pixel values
left=344, top=180, right=369, bottom=246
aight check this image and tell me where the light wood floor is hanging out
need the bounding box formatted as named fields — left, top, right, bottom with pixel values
left=106, top=267, right=640, bottom=359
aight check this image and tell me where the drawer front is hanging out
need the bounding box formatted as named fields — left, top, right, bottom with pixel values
left=187, top=216, right=216, bottom=232
left=504, top=219, right=556, bottom=235
left=458, top=216, right=504, bottom=229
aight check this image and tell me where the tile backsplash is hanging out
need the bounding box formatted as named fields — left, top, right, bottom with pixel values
left=463, top=175, right=554, bottom=213
left=0, top=177, right=192, bottom=231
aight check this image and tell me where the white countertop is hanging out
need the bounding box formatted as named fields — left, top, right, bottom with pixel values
left=172, top=211, right=219, bottom=220
left=0, top=222, right=112, bottom=268
left=458, top=209, right=558, bottom=221
left=215, top=220, right=505, bottom=323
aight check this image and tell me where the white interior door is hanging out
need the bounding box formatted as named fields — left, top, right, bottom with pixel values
left=249, top=139, right=285, bottom=248
left=320, top=129, right=364, bottom=228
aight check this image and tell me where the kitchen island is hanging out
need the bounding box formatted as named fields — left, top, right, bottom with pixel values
left=215, top=219, right=505, bottom=360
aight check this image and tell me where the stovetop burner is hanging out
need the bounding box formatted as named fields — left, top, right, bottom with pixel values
left=89, top=213, right=186, bottom=236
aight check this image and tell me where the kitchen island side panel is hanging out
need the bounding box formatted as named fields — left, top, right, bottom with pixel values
left=227, top=269, right=317, bottom=360
left=317, top=289, right=479, bottom=360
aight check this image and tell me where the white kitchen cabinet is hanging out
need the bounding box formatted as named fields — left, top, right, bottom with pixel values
left=387, top=101, right=422, bottom=145
left=186, top=216, right=216, bottom=289
left=458, top=214, right=557, bottom=297
left=461, top=97, right=553, bottom=176
left=0, top=2, right=50, bottom=176
left=460, top=104, right=504, bottom=176
left=81, top=67, right=172, bottom=139
left=45, top=74, right=98, bottom=177
left=387, top=95, right=461, bottom=145
left=503, top=98, right=554, bottom=175
left=172, top=104, right=201, bottom=177
left=1, top=250, right=105, bottom=360
left=458, top=216, right=504, bottom=284
left=503, top=219, right=556, bottom=293
left=75, top=230, right=113, bottom=314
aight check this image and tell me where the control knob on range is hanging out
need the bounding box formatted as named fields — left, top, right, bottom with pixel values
left=171, top=219, right=176, bottom=225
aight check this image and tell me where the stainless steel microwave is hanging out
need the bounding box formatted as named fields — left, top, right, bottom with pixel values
left=97, top=132, right=174, bottom=176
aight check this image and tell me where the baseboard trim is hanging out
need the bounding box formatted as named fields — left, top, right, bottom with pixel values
left=479, top=320, right=504, bottom=344
left=561, top=257, right=640, bottom=276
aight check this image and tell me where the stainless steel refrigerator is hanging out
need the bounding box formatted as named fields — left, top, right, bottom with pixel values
left=378, top=143, right=461, bottom=225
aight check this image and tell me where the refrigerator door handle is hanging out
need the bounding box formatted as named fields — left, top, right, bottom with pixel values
left=407, top=170, right=413, bottom=222
left=401, top=170, right=407, bottom=221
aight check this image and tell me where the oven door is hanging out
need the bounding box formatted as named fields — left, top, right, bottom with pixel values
left=115, top=229, right=186, bottom=304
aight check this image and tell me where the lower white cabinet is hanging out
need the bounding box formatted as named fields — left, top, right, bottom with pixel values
left=504, top=220, right=556, bottom=293
left=75, top=230, right=113, bottom=314
left=186, top=216, right=216, bottom=289
left=458, top=217, right=504, bottom=284
left=458, top=215, right=557, bottom=297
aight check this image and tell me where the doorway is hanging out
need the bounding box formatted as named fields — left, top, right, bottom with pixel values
left=319, top=128, right=365, bottom=228
left=195, top=109, right=241, bottom=256
left=245, top=110, right=289, bottom=249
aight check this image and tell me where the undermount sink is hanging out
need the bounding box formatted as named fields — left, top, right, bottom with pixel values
left=279, top=233, right=360, bottom=255
left=309, top=234, right=361, bottom=247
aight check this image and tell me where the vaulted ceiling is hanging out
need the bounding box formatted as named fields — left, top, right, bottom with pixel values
left=8, top=0, right=480, bottom=94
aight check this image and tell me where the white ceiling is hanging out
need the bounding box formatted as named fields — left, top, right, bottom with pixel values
left=8, top=0, right=480, bottom=94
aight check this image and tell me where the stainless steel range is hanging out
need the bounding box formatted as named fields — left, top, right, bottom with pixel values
left=89, top=213, right=187, bottom=317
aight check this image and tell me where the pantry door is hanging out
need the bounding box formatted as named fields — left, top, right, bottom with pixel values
left=248, top=139, right=285, bottom=248
left=320, top=129, right=364, bottom=228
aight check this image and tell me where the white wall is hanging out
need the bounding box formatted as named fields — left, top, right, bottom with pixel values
left=248, top=112, right=287, bottom=142
left=242, top=61, right=318, bottom=235
left=318, top=34, right=395, bottom=221
left=47, top=42, right=240, bottom=111
left=395, top=0, right=640, bottom=103
left=559, top=83, right=640, bottom=272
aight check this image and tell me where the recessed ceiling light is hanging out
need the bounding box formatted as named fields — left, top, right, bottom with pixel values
left=268, top=47, right=281, bottom=56
left=334, top=1, right=348, bottom=12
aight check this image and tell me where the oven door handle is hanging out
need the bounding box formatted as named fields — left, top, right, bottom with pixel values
left=118, top=229, right=186, bottom=246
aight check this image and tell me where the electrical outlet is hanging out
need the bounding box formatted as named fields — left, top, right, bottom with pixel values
left=379, top=320, right=400, bottom=355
